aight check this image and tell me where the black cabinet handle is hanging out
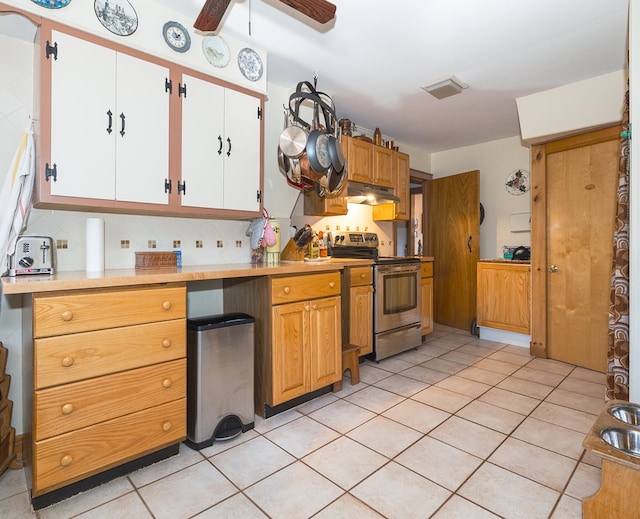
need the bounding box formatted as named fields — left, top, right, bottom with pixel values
left=107, top=110, right=113, bottom=134
left=227, top=137, right=232, bottom=157
left=217, top=136, right=223, bottom=155
left=467, top=235, right=472, bottom=253
left=120, top=113, right=126, bottom=137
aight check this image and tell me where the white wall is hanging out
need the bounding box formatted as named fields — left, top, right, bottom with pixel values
left=430, top=136, right=531, bottom=259
left=516, top=70, right=626, bottom=144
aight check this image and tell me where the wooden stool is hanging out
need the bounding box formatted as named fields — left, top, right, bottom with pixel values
left=332, top=344, right=361, bottom=392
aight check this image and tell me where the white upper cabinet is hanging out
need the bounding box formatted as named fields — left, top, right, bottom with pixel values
left=48, top=30, right=170, bottom=205
left=180, top=74, right=261, bottom=212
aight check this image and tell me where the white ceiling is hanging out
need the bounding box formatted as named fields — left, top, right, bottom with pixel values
left=75, top=1, right=639, bottom=152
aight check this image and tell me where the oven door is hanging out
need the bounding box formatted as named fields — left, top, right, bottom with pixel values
left=374, top=263, right=421, bottom=333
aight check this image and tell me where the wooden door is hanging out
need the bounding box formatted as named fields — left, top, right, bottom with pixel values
left=271, top=302, right=308, bottom=405
left=428, top=170, right=480, bottom=330
left=531, top=126, right=620, bottom=372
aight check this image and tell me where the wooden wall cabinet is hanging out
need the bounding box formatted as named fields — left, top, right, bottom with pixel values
left=477, top=262, right=531, bottom=334
left=421, top=261, right=434, bottom=336
left=372, top=151, right=410, bottom=221
left=343, top=266, right=374, bottom=356
left=344, top=136, right=373, bottom=184
left=372, top=146, right=394, bottom=188
left=27, top=285, right=186, bottom=501
left=224, top=272, right=342, bottom=416
left=303, top=184, right=347, bottom=216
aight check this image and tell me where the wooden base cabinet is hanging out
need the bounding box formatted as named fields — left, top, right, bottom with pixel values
left=27, top=284, right=187, bottom=500
left=477, top=262, right=531, bottom=334
left=224, top=272, right=342, bottom=416
left=343, top=267, right=374, bottom=356
left=421, top=261, right=434, bottom=336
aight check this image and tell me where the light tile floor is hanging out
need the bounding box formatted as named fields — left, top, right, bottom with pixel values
left=1, top=324, right=608, bottom=518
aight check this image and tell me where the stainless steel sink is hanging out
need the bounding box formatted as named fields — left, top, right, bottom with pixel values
left=608, top=403, right=640, bottom=426
left=600, top=427, right=640, bottom=457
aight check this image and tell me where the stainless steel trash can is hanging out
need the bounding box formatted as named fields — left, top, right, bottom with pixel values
left=185, top=313, right=255, bottom=450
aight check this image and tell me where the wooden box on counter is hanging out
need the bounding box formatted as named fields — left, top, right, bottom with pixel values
left=135, top=251, right=178, bottom=269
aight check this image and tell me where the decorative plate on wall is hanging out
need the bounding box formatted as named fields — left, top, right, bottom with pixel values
left=202, top=35, right=230, bottom=67
left=31, top=0, right=71, bottom=8
left=505, top=169, right=530, bottom=195
left=94, top=0, right=138, bottom=36
left=162, top=21, right=191, bottom=53
left=237, top=47, right=263, bottom=81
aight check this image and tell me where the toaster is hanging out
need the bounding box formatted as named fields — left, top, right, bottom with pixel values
left=8, top=236, right=55, bottom=276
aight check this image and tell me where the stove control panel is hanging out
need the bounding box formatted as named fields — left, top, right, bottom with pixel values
left=333, top=232, right=378, bottom=248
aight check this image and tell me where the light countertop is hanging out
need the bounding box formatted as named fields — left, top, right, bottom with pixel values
left=1, top=258, right=373, bottom=295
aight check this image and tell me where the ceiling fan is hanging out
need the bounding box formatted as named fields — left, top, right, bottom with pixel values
left=194, top=0, right=337, bottom=32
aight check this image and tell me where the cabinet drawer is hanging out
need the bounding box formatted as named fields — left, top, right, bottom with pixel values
left=34, top=286, right=186, bottom=338
left=34, top=359, right=185, bottom=441
left=272, top=272, right=341, bottom=305
left=421, top=262, right=433, bottom=278
left=34, top=319, right=186, bottom=389
left=33, top=398, right=185, bottom=496
left=349, top=267, right=373, bottom=286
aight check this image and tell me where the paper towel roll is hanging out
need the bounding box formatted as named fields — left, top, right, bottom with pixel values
left=86, top=218, right=105, bottom=272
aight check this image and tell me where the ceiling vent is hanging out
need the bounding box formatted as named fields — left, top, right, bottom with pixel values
left=421, top=75, right=468, bottom=99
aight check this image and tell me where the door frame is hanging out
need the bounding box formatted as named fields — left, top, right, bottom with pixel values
left=530, top=125, right=622, bottom=358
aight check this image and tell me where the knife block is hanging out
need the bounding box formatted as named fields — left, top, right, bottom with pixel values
left=280, top=239, right=305, bottom=261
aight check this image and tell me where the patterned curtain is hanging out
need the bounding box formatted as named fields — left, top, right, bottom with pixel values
left=606, top=86, right=630, bottom=401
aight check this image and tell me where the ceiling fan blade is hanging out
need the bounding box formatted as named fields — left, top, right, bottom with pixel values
left=278, top=0, right=336, bottom=24
left=194, top=0, right=232, bottom=32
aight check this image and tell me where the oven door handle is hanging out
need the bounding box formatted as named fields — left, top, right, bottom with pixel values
left=377, top=265, right=420, bottom=274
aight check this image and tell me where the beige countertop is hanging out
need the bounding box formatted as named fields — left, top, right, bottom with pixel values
left=1, top=258, right=374, bottom=295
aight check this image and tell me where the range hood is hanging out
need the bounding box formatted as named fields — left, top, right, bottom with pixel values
left=345, top=181, right=400, bottom=205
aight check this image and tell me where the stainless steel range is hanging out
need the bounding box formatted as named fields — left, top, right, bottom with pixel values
left=332, top=232, right=422, bottom=361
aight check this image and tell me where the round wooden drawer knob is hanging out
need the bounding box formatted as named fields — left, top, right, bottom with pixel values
left=360, top=273, right=366, bottom=279
left=162, top=421, right=172, bottom=432
left=329, top=281, right=335, bottom=288
left=162, top=339, right=172, bottom=348
left=162, top=301, right=172, bottom=310
left=61, top=403, right=74, bottom=415
left=61, top=356, right=74, bottom=368
left=60, top=455, right=73, bottom=467
left=162, top=378, right=172, bottom=388
left=60, top=311, right=73, bottom=322
left=283, top=287, right=291, bottom=294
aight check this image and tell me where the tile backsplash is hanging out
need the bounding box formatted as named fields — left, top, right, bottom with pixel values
left=24, top=208, right=274, bottom=272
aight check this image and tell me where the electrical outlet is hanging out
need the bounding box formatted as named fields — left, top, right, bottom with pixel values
left=325, top=225, right=330, bottom=231
left=346, top=225, right=350, bottom=231
left=217, top=240, right=223, bottom=248
left=356, top=226, right=360, bottom=231
left=336, top=225, right=340, bottom=231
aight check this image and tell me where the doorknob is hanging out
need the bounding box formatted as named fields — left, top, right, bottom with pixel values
left=548, top=265, right=559, bottom=273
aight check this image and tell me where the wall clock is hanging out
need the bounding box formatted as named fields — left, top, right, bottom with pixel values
left=162, top=21, right=191, bottom=53
left=505, top=169, right=530, bottom=195
left=237, top=47, right=263, bottom=82
left=202, top=35, right=230, bottom=68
